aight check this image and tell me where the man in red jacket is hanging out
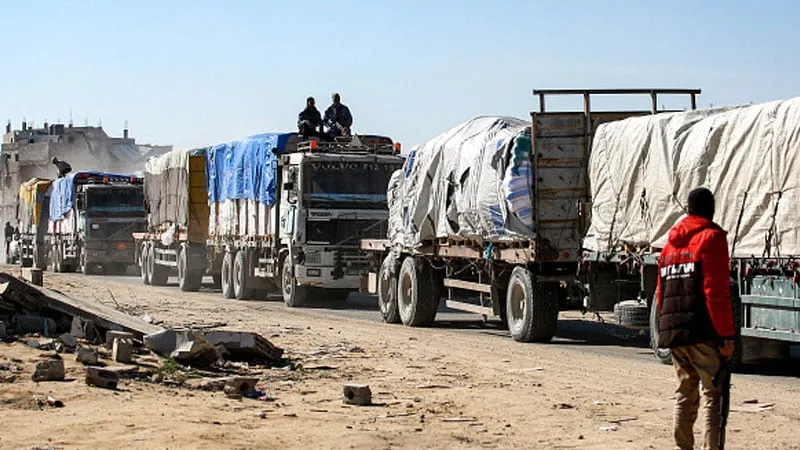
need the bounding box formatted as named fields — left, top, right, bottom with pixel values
left=657, top=188, right=736, bottom=450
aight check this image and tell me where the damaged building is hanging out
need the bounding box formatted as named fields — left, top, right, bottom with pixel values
left=0, top=120, right=172, bottom=226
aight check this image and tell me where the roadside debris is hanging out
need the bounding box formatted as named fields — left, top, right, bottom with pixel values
left=32, top=354, right=65, bottom=382
left=105, top=330, right=133, bottom=349
left=600, top=425, right=618, bottom=432
left=76, top=347, right=99, bottom=365
left=343, top=383, right=372, bottom=406
left=144, top=329, right=284, bottom=369
left=86, top=366, right=120, bottom=389
left=223, top=376, right=260, bottom=399
left=112, top=337, right=134, bottom=363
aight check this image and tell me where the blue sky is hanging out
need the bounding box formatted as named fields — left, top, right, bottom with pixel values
left=3, top=1, right=798, bottom=150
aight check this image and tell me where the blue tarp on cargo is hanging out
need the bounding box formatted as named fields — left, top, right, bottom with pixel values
left=206, top=133, right=293, bottom=205
left=49, top=171, right=136, bottom=221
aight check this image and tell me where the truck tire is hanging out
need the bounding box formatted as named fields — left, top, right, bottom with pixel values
left=80, top=253, right=96, bottom=275
left=397, top=256, right=438, bottom=327
left=148, top=245, right=168, bottom=286
left=140, top=243, right=151, bottom=285
left=233, top=250, right=254, bottom=300
left=282, top=256, right=309, bottom=307
left=505, top=267, right=559, bottom=343
left=613, top=300, right=650, bottom=328
left=378, top=254, right=401, bottom=324
left=178, top=245, right=202, bottom=292
left=220, top=251, right=235, bottom=299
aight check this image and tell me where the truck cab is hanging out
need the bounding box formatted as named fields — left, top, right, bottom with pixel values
left=278, top=137, right=405, bottom=305
left=49, top=172, right=147, bottom=274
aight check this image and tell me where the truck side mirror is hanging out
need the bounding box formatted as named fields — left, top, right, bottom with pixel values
left=283, top=182, right=294, bottom=191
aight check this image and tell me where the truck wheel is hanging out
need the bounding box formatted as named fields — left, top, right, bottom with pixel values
left=178, top=245, right=202, bottom=292
left=148, top=245, right=168, bottom=286
left=221, top=251, right=235, bottom=299
left=506, top=267, right=559, bottom=343
left=649, top=297, right=673, bottom=365
left=140, top=243, right=151, bottom=285
left=378, top=254, right=401, bottom=324
left=80, top=253, right=95, bottom=275
left=282, top=256, right=309, bottom=307
left=233, top=250, right=254, bottom=300
left=397, top=256, right=438, bottom=327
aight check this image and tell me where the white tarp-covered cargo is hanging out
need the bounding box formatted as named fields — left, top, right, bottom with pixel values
left=389, top=116, right=536, bottom=247
left=584, top=97, right=800, bottom=258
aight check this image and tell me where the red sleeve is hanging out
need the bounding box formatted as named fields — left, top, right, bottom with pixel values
left=701, top=230, right=735, bottom=338
left=656, top=255, right=663, bottom=310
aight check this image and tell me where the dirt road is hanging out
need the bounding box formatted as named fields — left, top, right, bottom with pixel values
left=2, top=269, right=799, bottom=450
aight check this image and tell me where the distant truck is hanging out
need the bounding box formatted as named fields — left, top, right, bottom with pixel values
left=48, top=172, right=147, bottom=274
left=360, top=89, right=702, bottom=343
left=136, top=133, right=405, bottom=306
left=17, top=178, right=53, bottom=269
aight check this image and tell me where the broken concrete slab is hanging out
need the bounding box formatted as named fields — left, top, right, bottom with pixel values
left=170, top=334, right=218, bottom=367
left=0, top=272, right=163, bottom=340
left=343, top=383, right=372, bottom=406
left=105, top=330, right=133, bottom=349
left=70, top=316, right=96, bottom=340
left=57, top=333, right=77, bottom=348
left=144, top=329, right=195, bottom=357
left=32, top=355, right=65, bottom=382
left=203, top=331, right=284, bottom=362
left=86, top=366, right=119, bottom=389
left=75, top=347, right=99, bottom=365
left=112, top=338, right=133, bottom=363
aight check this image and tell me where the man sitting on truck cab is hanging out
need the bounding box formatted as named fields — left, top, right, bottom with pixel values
left=656, top=187, right=736, bottom=450
left=52, top=157, right=72, bottom=178
left=324, top=93, right=353, bottom=138
left=298, top=96, right=324, bottom=139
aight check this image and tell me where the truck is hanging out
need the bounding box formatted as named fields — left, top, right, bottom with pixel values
left=136, top=133, right=405, bottom=306
left=17, top=178, right=53, bottom=269
left=583, top=96, right=800, bottom=364
left=48, top=171, right=147, bottom=274
left=361, top=89, right=702, bottom=343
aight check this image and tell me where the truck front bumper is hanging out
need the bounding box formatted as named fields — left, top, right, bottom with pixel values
left=84, top=242, right=137, bottom=264
left=294, top=265, right=362, bottom=289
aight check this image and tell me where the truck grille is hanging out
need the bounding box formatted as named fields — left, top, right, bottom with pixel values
left=306, top=219, right=387, bottom=245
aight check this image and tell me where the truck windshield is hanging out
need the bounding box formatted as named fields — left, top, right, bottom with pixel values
left=86, top=187, right=145, bottom=215
left=302, top=161, right=400, bottom=209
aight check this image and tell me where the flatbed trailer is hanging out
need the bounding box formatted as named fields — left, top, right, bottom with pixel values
left=361, top=89, right=702, bottom=342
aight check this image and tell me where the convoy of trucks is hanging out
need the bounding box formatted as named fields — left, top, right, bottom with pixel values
left=7, top=90, right=799, bottom=365
left=14, top=172, right=147, bottom=275
left=134, top=133, right=404, bottom=306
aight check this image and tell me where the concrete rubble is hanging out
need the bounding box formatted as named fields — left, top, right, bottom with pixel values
left=112, top=337, right=133, bottom=363
left=31, top=355, right=65, bottom=382
left=76, top=347, right=99, bottom=365
left=144, top=329, right=284, bottom=368
left=343, top=383, right=372, bottom=406
left=85, top=366, right=119, bottom=389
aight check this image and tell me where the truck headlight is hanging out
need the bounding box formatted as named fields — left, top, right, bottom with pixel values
left=91, top=224, right=100, bottom=230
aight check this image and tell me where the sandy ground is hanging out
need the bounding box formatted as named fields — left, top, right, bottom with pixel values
left=1, top=269, right=799, bottom=450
